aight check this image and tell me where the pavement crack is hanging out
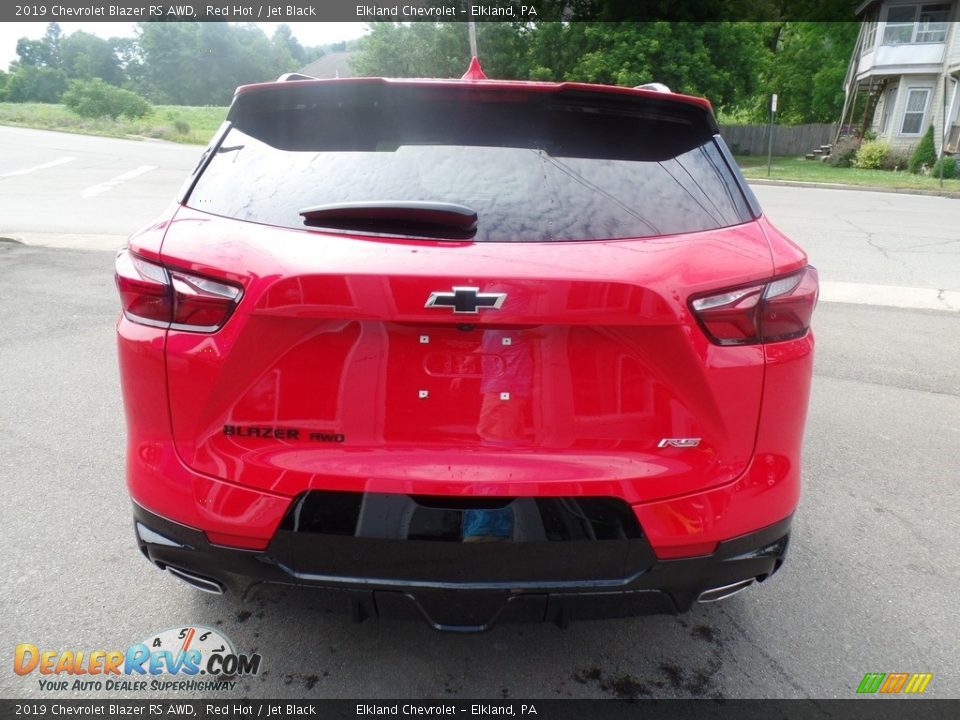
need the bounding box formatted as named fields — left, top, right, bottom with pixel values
left=867, top=504, right=946, bottom=555
left=717, top=605, right=809, bottom=697
left=835, top=215, right=919, bottom=281
left=863, top=232, right=891, bottom=260
left=900, top=237, right=960, bottom=250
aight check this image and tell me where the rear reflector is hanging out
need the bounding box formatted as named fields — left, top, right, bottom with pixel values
left=690, top=266, right=818, bottom=345
left=115, top=249, right=241, bottom=332
left=205, top=531, right=269, bottom=551
left=654, top=541, right=718, bottom=559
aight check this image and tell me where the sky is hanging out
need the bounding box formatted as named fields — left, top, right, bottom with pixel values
left=0, top=22, right=369, bottom=72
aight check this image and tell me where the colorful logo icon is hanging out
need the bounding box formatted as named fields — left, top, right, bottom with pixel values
left=857, top=673, right=932, bottom=695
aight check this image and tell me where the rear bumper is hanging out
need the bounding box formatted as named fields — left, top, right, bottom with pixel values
left=133, top=501, right=791, bottom=632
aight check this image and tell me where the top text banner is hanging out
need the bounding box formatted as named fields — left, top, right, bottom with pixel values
left=9, top=1, right=543, bottom=22
left=5, top=1, right=859, bottom=23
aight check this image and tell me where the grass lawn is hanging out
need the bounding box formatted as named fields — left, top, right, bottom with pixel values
left=737, top=155, right=960, bottom=192
left=0, top=103, right=226, bottom=145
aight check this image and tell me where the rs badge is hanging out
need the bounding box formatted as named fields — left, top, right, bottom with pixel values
left=658, top=438, right=702, bottom=448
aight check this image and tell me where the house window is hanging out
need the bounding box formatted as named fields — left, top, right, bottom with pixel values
left=862, top=21, right=877, bottom=53
left=882, top=4, right=950, bottom=44
left=879, top=87, right=897, bottom=135
left=917, top=4, right=950, bottom=41
left=900, top=88, right=931, bottom=134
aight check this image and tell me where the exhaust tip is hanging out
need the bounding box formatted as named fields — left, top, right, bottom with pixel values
left=697, top=578, right=754, bottom=603
left=166, top=565, right=226, bottom=595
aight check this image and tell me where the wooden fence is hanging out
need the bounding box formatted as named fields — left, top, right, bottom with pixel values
left=719, top=123, right=836, bottom=157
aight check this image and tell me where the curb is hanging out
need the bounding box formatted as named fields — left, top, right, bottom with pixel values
left=0, top=232, right=125, bottom=251
left=745, top=177, right=960, bottom=199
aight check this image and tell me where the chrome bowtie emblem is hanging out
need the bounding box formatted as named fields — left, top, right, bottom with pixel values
left=425, top=286, right=506, bottom=314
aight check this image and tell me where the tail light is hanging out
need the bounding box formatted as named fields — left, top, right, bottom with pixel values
left=690, top=266, right=818, bottom=345
left=115, top=249, right=242, bottom=332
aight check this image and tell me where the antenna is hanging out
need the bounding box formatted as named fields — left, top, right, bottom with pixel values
left=468, top=21, right=478, bottom=58
left=461, top=57, right=487, bottom=81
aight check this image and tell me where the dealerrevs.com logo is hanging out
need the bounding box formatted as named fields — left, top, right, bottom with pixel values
left=14, top=626, right=261, bottom=693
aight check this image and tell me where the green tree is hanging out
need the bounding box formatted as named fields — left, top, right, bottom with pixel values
left=757, top=22, right=859, bottom=123
left=110, top=36, right=145, bottom=89
left=351, top=22, right=535, bottom=80
left=272, top=24, right=307, bottom=67
left=351, top=23, right=460, bottom=78
left=565, top=22, right=769, bottom=107
left=908, top=126, right=936, bottom=174
left=353, top=22, right=768, bottom=108
left=15, top=22, right=63, bottom=68
left=4, top=65, right=68, bottom=102
left=60, top=31, right=122, bottom=85
left=137, top=22, right=294, bottom=104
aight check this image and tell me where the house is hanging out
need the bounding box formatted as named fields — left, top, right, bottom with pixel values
left=298, top=51, right=355, bottom=80
left=839, top=0, right=960, bottom=155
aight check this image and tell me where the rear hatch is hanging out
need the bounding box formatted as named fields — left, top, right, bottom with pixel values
left=158, top=79, right=771, bottom=503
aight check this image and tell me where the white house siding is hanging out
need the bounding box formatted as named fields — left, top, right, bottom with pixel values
left=866, top=41, right=945, bottom=71
left=950, top=19, right=960, bottom=72
left=855, top=4, right=960, bottom=151
left=939, top=19, right=960, bottom=151
left=873, top=75, right=939, bottom=149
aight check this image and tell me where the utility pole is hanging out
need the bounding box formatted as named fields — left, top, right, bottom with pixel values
left=468, top=21, right=478, bottom=59
left=941, top=76, right=948, bottom=189
left=767, top=94, right=778, bottom=178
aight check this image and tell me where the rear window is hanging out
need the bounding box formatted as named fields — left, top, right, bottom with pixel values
left=187, top=83, right=754, bottom=242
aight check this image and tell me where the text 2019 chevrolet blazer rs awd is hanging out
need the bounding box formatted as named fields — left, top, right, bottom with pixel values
left=116, top=64, right=817, bottom=631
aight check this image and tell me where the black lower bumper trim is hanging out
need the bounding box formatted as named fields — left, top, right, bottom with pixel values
left=132, top=502, right=791, bottom=632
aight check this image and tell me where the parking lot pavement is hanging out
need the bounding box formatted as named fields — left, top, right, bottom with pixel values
left=0, top=126, right=200, bottom=249
left=1, top=240, right=957, bottom=699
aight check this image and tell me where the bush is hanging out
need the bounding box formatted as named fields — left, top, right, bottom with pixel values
left=932, top=156, right=959, bottom=179
left=908, top=126, right=936, bottom=174
left=4, top=66, right=68, bottom=103
left=62, top=78, right=151, bottom=120
left=853, top=140, right=890, bottom=169
left=826, top=136, right=860, bottom=167
left=879, top=148, right=912, bottom=172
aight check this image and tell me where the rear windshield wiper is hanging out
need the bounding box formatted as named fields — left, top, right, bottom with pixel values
left=299, top=201, right=478, bottom=239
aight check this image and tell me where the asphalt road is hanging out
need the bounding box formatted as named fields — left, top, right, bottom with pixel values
left=0, top=125, right=200, bottom=249
left=1, top=127, right=958, bottom=700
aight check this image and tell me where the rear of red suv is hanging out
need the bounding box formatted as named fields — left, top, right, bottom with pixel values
left=116, top=73, right=816, bottom=631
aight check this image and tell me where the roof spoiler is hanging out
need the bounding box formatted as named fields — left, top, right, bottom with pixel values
left=634, top=82, right=672, bottom=93
left=277, top=72, right=317, bottom=82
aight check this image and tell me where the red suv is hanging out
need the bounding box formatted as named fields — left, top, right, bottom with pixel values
left=116, top=66, right=817, bottom=631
